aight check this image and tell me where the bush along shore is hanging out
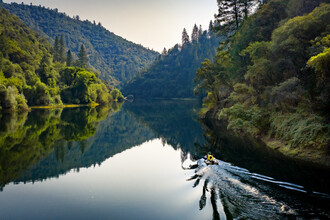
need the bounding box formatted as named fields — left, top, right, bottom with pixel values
left=194, top=1, right=330, bottom=166
left=0, top=7, right=124, bottom=113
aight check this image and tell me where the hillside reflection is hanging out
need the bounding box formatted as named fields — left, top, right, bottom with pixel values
left=0, top=104, right=120, bottom=190
left=1, top=100, right=205, bottom=189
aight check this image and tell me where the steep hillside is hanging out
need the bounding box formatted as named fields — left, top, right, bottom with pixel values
left=195, top=0, right=329, bottom=157
left=2, top=2, right=159, bottom=84
left=0, top=7, right=123, bottom=111
left=123, top=27, right=221, bottom=99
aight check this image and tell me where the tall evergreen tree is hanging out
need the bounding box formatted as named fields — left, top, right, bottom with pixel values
left=191, top=24, right=199, bottom=42
left=215, top=0, right=254, bottom=31
left=208, top=20, right=214, bottom=34
left=182, top=28, right=190, bottom=46
left=54, top=36, right=60, bottom=62
left=59, top=35, right=66, bottom=63
left=208, top=20, right=216, bottom=38
left=198, top=25, right=203, bottom=39
left=78, top=45, right=88, bottom=68
left=161, top=48, right=167, bottom=56
left=66, top=50, right=72, bottom=66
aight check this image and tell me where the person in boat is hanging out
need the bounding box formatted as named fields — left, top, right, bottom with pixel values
left=184, top=152, right=219, bottom=171
left=204, top=152, right=218, bottom=165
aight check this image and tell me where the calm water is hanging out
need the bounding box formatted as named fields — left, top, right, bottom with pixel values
left=0, top=100, right=329, bottom=219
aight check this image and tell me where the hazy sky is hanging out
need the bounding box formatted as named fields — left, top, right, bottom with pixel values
left=4, top=0, right=218, bottom=52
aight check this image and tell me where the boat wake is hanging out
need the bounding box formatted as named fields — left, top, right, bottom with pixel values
left=185, top=158, right=330, bottom=219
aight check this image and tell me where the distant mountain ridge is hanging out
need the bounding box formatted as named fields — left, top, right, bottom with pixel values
left=0, top=6, right=124, bottom=110
left=2, top=2, right=159, bottom=85
left=123, top=27, right=222, bottom=99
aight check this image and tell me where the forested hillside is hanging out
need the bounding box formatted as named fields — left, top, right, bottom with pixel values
left=123, top=24, right=221, bottom=99
left=2, top=2, right=159, bottom=84
left=0, top=7, right=123, bottom=111
left=195, top=0, right=330, bottom=155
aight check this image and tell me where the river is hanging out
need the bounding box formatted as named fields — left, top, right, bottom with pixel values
left=0, top=100, right=329, bottom=219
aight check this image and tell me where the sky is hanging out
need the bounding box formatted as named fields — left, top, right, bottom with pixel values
left=4, top=0, right=218, bottom=52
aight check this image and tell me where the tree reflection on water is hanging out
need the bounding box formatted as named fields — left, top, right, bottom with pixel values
left=0, top=104, right=118, bottom=190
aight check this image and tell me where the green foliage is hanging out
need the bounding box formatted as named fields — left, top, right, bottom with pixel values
left=219, top=104, right=268, bottom=136
left=66, top=50, right=72, bottom=67
left=216, top=0, right=256, bottom=31
left=307, top=35, right=330, bottom=109
left=308, top=48, right=330, bottom=78
left=0, top=84, right=28, bottom=111
left=0, top=8, right=124, bottom=110
left=271, top=3, right=330, bottom=72
left=77, top=45, right=88, bottom=68
left=270, top=77, right=306, bottom=111
left=3, top=2, right=158, bottom=84
left=53, top=35, right=66, bottom=63
left=110, top=88, right=124, bottom=101
left=124, top=28, right=221, bottom=99
left=270, top=113, right=329, bottom=149
left=228, top=83, right=256, bottom=105
left=59, top=67, right=124, bottom=104
left=195, top=1, right=330, bottom=149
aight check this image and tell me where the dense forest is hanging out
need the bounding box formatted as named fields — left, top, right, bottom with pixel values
left=0, top=7, right=123, bottom=111
left=2, top=2, right=159, bottom=84
left=195, top=0, right=330, bottom=154
left=123, top=24, right=221, bottom=99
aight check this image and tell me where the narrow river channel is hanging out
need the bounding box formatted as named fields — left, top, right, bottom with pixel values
left=0, top=100, right=329, bottom=219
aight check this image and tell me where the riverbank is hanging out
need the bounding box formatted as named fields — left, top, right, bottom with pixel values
left=203, top=109, right=330, bottom=168
left=263, top=137, right=330, bottom=167
left=30, top=103, right=99, bottom=109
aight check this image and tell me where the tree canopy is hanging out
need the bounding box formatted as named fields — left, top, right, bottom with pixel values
left=2, top=2, right=159, bottom=85
left=0, top=7, right=123, bottom=111
left=195, top=0, right=330, bottom=150
left=123, top=25, right=222, bottom=99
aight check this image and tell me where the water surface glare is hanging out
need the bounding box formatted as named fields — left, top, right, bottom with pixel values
left=0, top=139, right=215, bottom=220
left=0, top=101, right=329, bottom=219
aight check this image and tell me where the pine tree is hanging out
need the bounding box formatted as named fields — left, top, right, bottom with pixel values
left=191, top=24, right=199, bottom=42
left=215, top=0, right=253, bottom=31
left=239, top=0, right=255, bottom=18
left=208, top=20, right=214, bottom=35
left=161, top=48, right=167, bottom=56
left=198, top=25, right=203, bottom=39
left=182, top=28, right=190, bottom=46
left=78, top=45, right=88, bottom=68
left=54, top=36, right=60, bottom=62
left=59, top=35, right=66, bottom=63
left=66, top=50, right=72, bottom=66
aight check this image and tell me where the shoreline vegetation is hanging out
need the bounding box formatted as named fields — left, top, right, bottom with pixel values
left=195, top=1, right=330, bottom=166
left=30, top=104, right=99, bottom=109
left=5, top=99, right=124, bottom=111
left=1, top=0, right=329, bottom=167
left=0, top=7, right=124, bottom=113
left=0, top=101, right=124, bottom=112
left=2, top=2, right=159, bottom=85
left=262, top=136, right=329, bottom=168
left=204, top=109, right=329, bottom=167
left=203, top=117, right=330, bottom=169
